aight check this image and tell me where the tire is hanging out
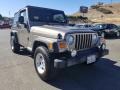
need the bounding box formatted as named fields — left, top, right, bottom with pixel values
left=34, top=46, right=57, bottom=81
left=10, top=36, right=20, bottom=53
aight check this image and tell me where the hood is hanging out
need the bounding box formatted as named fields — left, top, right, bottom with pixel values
left=31, top=25, right=95, bottom=39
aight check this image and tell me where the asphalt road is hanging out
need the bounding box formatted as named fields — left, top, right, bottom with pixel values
left=0, top=29, right=120, bottom=90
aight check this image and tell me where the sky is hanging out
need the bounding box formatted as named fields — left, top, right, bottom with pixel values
left=0, top=0, right=120, bottom=17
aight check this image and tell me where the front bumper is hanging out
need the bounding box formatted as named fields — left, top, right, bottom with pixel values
left=54, top=48, right=109, bottom=68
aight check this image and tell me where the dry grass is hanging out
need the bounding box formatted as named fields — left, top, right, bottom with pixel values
left=73, top=3, right=120, bottom=24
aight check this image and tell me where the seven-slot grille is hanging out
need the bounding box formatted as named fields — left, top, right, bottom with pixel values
left=74, top=33, right=93, bottom=50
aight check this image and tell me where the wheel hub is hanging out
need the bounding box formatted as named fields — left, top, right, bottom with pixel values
left=11, top=37, right=14, bottom=50
left=36, top=53, right=46, bottom=74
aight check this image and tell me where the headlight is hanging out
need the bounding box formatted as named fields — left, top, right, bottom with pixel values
left=66, top=35, right=74, bottom=45
left=92, top=34, right=97, bottom=40
left=92, top=34, right=98, bottom=44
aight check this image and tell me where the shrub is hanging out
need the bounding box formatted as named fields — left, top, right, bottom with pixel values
left=97, top=8, right=113, bottom=14
left=91, top=5, right=100, bottom=9
left=67, top=16, right=88, bottom=20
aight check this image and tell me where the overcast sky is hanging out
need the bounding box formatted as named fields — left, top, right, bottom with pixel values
left=0, top=0, right=120, bottom=17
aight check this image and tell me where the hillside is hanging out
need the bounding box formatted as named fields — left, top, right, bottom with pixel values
left=73, top=3, right=120, bottom=24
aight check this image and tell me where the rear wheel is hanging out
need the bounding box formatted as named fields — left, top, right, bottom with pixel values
left=34, top=46, right=57, bottom=81
left=10, top=36, right=20, bottom=53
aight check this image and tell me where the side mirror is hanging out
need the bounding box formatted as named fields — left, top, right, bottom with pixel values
left=18, top=16, right=24, bottom=24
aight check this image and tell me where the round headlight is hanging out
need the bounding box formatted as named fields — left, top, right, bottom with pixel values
left=93, top=34, right=97, bottom=40
left=66, top=35, right=74, bottom=45
left=92, top=34, right=98, bottom=45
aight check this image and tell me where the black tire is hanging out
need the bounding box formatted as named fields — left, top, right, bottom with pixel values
left=34, top=46, right=57, bottom=81
left=10, top=36, right=20, bottom=53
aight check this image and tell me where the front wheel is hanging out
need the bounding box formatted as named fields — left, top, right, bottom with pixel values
left=34, top=46, right=57, bottom=81
left=10, top=36, right=20, bottom=53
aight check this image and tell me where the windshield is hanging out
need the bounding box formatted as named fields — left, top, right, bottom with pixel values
left=106, top=24, right=118, bottom=29
left=28, top=7, right=67, bottom=24
left=94, top=24, right=106, bottom=29
left=94, top=24, right=118, bottom=29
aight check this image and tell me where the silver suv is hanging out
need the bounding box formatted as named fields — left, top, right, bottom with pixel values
left=10, top=6, right=109, bottom=81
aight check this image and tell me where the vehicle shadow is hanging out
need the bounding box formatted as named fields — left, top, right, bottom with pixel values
left=48, top=58, right=120, bottom=90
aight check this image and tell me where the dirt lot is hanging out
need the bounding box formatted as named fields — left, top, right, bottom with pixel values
left=0, top=29, right=120, bottom=90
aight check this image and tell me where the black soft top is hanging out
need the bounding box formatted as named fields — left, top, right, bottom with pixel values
left=26, top=5, right=64, bottom=13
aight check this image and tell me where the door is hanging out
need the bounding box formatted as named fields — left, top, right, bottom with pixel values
left=17, top=10, right=29, bottom=48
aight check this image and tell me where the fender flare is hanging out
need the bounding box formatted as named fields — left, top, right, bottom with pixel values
left=10, top=31, right=19, bottom=44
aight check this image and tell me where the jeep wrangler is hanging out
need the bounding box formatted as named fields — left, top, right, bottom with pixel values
left=10, top=6, right=109, bottom=81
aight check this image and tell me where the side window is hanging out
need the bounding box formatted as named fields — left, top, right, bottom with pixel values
left=20, top=10, right=27, bottom=24
left=53, top=14, right=65, bottom=22
left=13, top=13, right=19, bottom=27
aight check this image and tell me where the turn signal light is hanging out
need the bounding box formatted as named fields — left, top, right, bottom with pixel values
left=59, top=42, right=67, bottom=49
